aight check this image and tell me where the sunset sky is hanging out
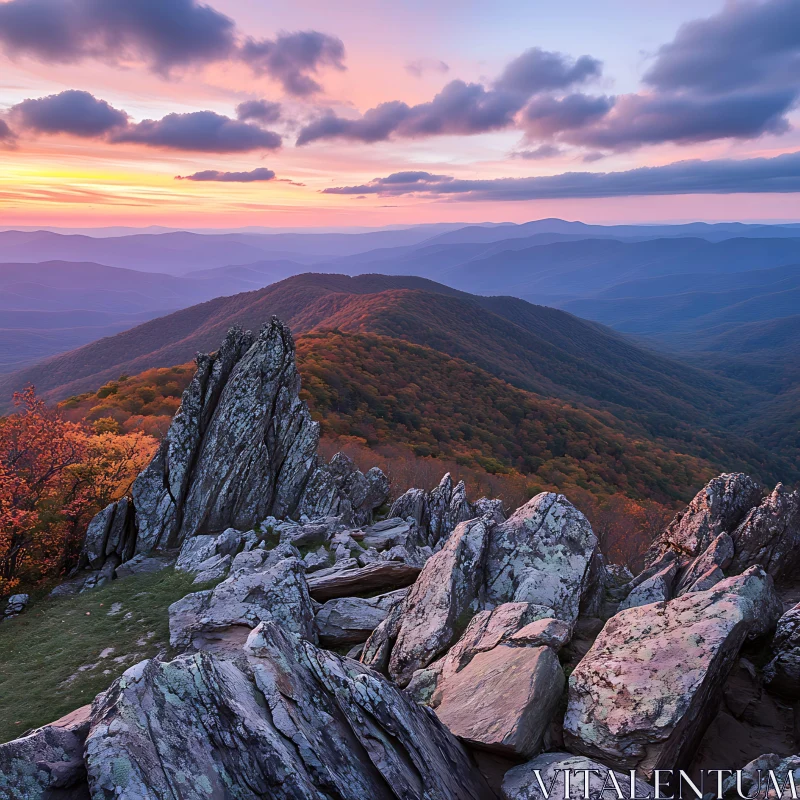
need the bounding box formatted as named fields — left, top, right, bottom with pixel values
left=1, top=0, right=800, bottom=227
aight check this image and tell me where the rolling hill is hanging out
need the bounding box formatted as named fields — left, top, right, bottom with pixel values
left=1, top=273, right=793, bottom=484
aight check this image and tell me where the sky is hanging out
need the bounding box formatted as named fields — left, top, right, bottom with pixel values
left=1, top=0, right=800, bottom=227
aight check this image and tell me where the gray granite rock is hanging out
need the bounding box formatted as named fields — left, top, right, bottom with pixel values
left=764, top=603, right=800, bottom=698
left=380, top=517, right=492, bottom=687
left=485, top=492, right=602, bottom=623
left=297, top=452, right=389, bottom=526
left=84, top=622, right=494, bottom=800
left=315, top=589, right=408, bottom=646
left=168, top=556, right=316, bottom=650
left=83, top=320, right=321, bottom=567
left=729, top=483, right=800, bottom=583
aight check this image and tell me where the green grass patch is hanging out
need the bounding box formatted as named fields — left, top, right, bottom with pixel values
left=0, top=569, right=206, bottom=742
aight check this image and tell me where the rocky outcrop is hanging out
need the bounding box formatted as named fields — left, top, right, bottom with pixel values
left=433, top=644, right=564, bottom=758
left=0, top=705, right=91, bottom=800
left=366, top=516, right=491, bottom=687
left=502, top=753, right=654, bottom=800
left=764, top=603, right=800, bottom=698
left=84, top=622, right=494, bottom=800
left=81, top=320, right=389, bottom=575
left=728, top=484, right=800, bottom=583
left=390, top=472, right=501, bottom=548
left=168, top=555, right=317, bottom=650
left=486, top=493, right=602, bottom=622
left=364, top=492, right=599, bottom=691
left=315, top=589, right=408, bottom=646
left=298, top=452, right=389, bottom=526
left=645, top=473, right=763, bottom=565
left=563, top=566, right=783, bottom=777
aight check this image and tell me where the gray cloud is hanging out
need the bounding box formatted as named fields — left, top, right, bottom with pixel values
left=297, top=46, right=602, bottom=145
left=321, top=150, right=800, bottom=200
left=11, top=89, right=128, bottom=136
left=522, top=93, right=614, bottom=137
left=405, top=58, right=449, bottom=78
left=514, top=144, right=563, bottom=159
left=113, top=110, right=281, bottom=152
left=298, top=80, right=526, bottom=145
left=560, top=89, right=795, bottom=149
left=240, top=31, right=345, bottom=96
left=175, top=167, right=276, bottom=182
left=644, top=0, right=800, bottom=94
left=494, top=47, right=601, bottom=95
left=236, top=99, right=282, bottom=124
left=0, top=0, right=236, bottom=73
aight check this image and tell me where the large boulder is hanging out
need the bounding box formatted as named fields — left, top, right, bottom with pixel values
left=431, top=644, right=564, bottom=758
left=728, top=484, right=800, bottom=583
left=502, top=752, right=654, bottom=800
left=722, top=754, right=800, bottom=800
left=0, top=705, right=91, bottom=800
left=645, top=473, right=763, bottom=565
left=405, top=602, right=555, bottom=703
left=485, top=493, right=602, bottom=623
left=84, top=622, right=494, bottom=800
left=168, top=556, right=316, bottom=650
left=764, top=603, right=800, bottom=698
left=563, top=566, right=783, bottom=777
left=373, top=517, right=491, bottom=687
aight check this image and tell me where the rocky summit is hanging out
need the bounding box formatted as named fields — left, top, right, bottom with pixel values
left=3, top=321, right=800, bottom=800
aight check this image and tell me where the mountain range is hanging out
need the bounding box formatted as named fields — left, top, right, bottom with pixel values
left=1, top=273, right=794, bottom=486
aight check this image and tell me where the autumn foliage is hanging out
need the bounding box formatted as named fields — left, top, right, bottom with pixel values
left=0, top=387, right=156, bottom=593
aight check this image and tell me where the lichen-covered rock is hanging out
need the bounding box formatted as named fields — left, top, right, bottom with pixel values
left=485, top=493, right=601, bottom=623
left=563, top=566, right=782, bottom=777
left=84, top=622, right=494, bottom=800
left=645, top=473, right=763, bottom=565
left=390, top=473, right=490, bottom=548
left=0, top=705, right=91, bottom=800
left=384, top=517, right=492, bottom=687
left=315, top=589, right=408, bottom=646
left=297, top=452, right=389, bottom=526
left=432, top=644, right=564, bottom=758
left=729, top=484, right=800, bottom=583
left=764, top=603, right=800, bottom=698
left=502, top=752, right=654, bottom=800
left=168, top=556, right=316, bottom=650
left=84, top=320, right=321, bottom=566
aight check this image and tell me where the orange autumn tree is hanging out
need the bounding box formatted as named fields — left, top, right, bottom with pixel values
left=0, top=387, right=156, bottom=593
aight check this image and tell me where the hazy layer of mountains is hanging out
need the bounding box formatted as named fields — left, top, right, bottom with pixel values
left=0, top=218, right=797, bottom=480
